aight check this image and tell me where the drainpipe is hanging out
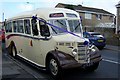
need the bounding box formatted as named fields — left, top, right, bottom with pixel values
left=116, top=2, right=120, bottom=34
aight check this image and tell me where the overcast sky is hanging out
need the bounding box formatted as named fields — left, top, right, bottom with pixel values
left=0, top=0, right=120, bottom=21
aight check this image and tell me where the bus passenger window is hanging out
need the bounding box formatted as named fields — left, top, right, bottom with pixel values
left=9, top=22, right=12, bottom=32
left=13, top=21, right=17, bottom=32
left=5, top=22, right=12, bottom=32
left=17, top=20, right=24, bottom=33
left=39, top=21, right=50, bottom=37
left=31, top=19, right=38, bottom=36
left=5, top=23, right=9, bottom=33
left=24, top=20, right=31, bottom=34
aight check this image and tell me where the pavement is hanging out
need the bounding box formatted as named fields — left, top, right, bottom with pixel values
left=1, top=42, right=39, bottom=80
left=1, top=42, right=120, bottom=79
left=105, top=45, right=120, bottom=52
left=2, top=53, right=20, bottom=79
left=2, top=52, right=37, bottom=80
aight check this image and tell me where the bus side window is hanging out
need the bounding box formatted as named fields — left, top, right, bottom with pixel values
left=31, top=19, right=38, bottom=36
left=39, top=21, right=50, bottom=37
left=13, top=21, right=17, bottom=32
left=5, top=22, right=12, bottom=33
left=24, top=19, right=31, bottom=34
left=9, top=22, right=12, bottom=32
left=5, top=23, right=9, bottom=33
left=17, top=20, right=24, bottom=33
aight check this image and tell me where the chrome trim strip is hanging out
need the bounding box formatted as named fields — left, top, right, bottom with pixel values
left=17, top=54, right=45, bottom=68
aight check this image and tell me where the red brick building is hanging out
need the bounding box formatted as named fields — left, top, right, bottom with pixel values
left=55, top=3, right=115, bottom=29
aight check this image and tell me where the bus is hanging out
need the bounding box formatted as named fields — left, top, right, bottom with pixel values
left=5, top=8, right=102, bottom=78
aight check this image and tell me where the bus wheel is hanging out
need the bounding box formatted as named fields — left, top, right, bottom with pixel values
left=47, top=56, right=62, bottom=79
left=11, top=45, right=17, bottom=58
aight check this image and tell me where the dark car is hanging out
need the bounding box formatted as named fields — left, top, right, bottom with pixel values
left=83, top=32, right=106, bottom=49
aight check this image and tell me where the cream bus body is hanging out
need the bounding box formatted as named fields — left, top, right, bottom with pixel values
left=5, top=8, right=102, bottom=78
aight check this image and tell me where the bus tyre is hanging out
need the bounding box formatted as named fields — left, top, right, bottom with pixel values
left=11, top=45, right=17, bottom=58
left=47, top=56, right=62, bottom=79
left=84, top=62, right=99, bottom=72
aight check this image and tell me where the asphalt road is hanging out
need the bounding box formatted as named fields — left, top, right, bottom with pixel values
left=2, top=47, right=120, bottom=80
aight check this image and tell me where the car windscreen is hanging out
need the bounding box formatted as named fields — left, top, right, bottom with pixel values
left=91, top=33, right=103, bottom=37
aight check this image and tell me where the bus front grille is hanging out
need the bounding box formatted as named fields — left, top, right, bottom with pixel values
left=77, top=44, right=90, bottom=63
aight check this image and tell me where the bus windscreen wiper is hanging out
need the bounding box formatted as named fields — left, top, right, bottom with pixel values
left=51, top=27, right=57, bottom=34
left=56, top=20, right=67, bottom=28
left=72, top=23, right=80, bottom=32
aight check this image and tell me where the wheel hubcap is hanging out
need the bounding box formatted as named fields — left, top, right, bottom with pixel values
left=49, top=59, right=58, bottom=76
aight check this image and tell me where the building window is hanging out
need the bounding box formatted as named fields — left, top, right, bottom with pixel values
left=96, top=14, right=102, bottom=20
left=109, top=16, right=114, bottom=22
left=85, top=13, right=92, bottom=19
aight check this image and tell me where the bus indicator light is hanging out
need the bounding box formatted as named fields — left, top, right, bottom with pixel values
left=30, top=40, right=33, bottom=46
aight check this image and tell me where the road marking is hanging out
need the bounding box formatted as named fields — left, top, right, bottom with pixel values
left=102, top=59, right=120, bottom=65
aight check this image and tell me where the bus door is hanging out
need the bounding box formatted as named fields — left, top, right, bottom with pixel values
left=25, top=18, right=43, bottom=65
left=26, top=18, right=50, bottom=66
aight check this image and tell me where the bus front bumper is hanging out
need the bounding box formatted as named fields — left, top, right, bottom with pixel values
left=60, top=52, right=102, bottom=69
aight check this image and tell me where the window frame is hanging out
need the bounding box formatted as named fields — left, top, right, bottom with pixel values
left=31, top=18, right=39, bottom=36
left=96, top=14, right=102, bottom=20
left=39, top=20, right=50, bottom=37
left=17, top=20, right=24, bottom=33
left=24, top=19, right=31, bottom=35
left=85, top=12, right=92, bottom=19
left=13, top=21, right=18, bottom=32
left=5, top=21, right=12, bottom=33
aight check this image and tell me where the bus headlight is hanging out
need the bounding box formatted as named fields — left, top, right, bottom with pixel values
left=72, top=48, right=77, bottom=57
left=89, top=45, right=99, bottom=54
left=91, top=48, right=96, bottom=52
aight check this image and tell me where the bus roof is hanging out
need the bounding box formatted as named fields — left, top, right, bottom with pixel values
left=7, top=8, right=79, bottom=21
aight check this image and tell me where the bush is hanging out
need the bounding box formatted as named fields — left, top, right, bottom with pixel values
left=106, top=34, right=120, bottom=46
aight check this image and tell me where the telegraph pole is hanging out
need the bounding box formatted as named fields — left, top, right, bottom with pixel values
left=116, top=2, right=120, bottom=34
left=2, top=12, right=4, bottom=29
left=2, top=13, right=4, bottom=22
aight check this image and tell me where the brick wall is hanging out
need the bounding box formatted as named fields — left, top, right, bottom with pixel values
left=83, top=27, right=115, bottom=37
left=78, top=12, right=114, bottom=28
